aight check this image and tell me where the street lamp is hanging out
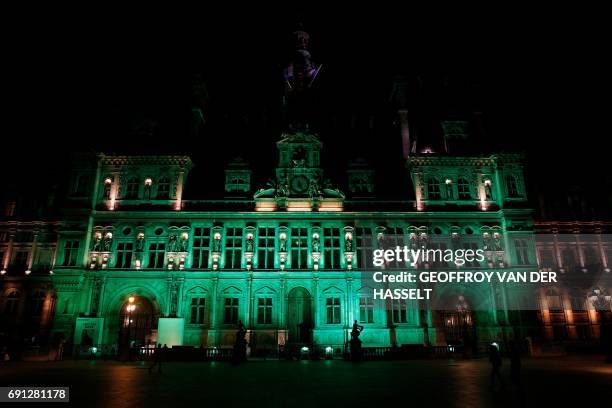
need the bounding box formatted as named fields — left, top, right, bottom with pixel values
left=126, top=296, right=137, bottom=360
left=589, top=287, right=612, bottom=363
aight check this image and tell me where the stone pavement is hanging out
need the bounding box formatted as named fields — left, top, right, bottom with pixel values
left=0, top=356, right=610, bottom=407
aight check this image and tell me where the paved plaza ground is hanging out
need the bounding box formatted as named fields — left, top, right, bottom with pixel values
left=1, top=356, right=611, bottom=407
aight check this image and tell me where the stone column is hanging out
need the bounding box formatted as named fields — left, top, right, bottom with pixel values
left=27, top=229, right=39, bottom=272
left=313, top=275, right=319, bottom=328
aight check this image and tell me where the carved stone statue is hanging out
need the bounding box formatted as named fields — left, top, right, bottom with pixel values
left=276, top=181, right=289, bottom=198
left=180, top=235, right=189, bottom=252
left=279, top=236, right=287, bottom=253
left=246, top=235, right=254, bottom=253
left=135, top=235, right=145, bottom=252
left=345, top=236, right=353, bottom=252
left=312, top=235, right=320, bottom=253
left=493, top=233, right=502, bottom=251
left=92, top=234, right=102, bottom=252
left=308, top=179, right=321, bottom=199
left=212, top=236, right=221, bottom=252
left=102, top=234, right=112, bottom=252
left=168, top=234, right=179, bottom=252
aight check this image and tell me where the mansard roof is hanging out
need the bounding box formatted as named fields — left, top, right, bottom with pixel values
left=100, top=155, right=193, bottom=168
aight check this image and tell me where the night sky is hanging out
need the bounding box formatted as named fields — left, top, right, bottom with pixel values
left=3, top=7, right=609, bottom=210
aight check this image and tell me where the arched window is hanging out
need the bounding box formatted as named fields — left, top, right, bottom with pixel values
left=457, top=178, right=471, bottom=200
left=157, top=176, right=170, bottom=199
left=427, top=178, right=441, bottom=200
left=3, top=290, right=20, bottom=314
left=125, top=177, right=139, bottom=199
left=506, top=175, right=519, bottom=197
left=31, top=290, right=46, bottom=316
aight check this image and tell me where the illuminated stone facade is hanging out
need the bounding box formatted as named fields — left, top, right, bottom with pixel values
left=1, top=132, right=611, bottom=356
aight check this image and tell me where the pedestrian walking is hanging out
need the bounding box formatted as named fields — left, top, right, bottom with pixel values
left=489, top=343, right=505, bottom=390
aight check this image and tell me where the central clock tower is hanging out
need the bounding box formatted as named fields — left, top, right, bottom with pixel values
left=276, top=130, right=323, bottom=196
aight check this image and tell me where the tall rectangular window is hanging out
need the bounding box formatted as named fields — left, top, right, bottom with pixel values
left=385, top=227, right=405, bottom=269
left=13, top=251, right=29, bottom=269
left=428, top=242, right=448, bottom=268
left=356, top=227, right=373, bottom=269
left=458, top=178, right=471, bottom=200
left=190, top=297, right=206, bottom=324
left=115, top=242, right=133, bottom=268
left=326, top=297, right=341, bottom=324
left=359, top=297, right=374, bottom=323
left=324, top=228, right=341, bottom=269
left=147, top=243, right=165, bottom=268
left=192, top=227, right=211, bottom=269
left=62, top=240, right=80, bottom=266
left=515, top=239, right=529, bottom=265
left=224, top=298, right=239, bottom=324
left=291, top=228, right=308, bottom=269
left=224, top=227, right=243, bottom=269
left=257, top=297, right=273, bottom=324
left=256, top=227, right=275, bottom=269
left=392, top=299, right=407, bottom=323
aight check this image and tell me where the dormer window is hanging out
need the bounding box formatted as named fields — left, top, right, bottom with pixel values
left=427, top=178, right=441, bottom=200
left=157, top=176, right=170, bottom=199
left=506, top=175, right=519, bottom=197
left=125, top=177, right=139, bottom=199
left=458, top=178, right=471, bottom=200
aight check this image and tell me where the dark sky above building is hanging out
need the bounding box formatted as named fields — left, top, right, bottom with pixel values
left=3, top=6, right=609, bottom=207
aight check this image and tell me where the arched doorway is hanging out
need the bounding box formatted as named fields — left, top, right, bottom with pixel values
left=118, top=296, right=157, bottom=351
left=286, top=287, right=313, bottom=344
left=438, top=295, right=476, bottom=347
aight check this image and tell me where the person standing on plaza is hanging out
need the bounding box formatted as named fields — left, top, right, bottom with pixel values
left=488, top=343, right=505, bottom=390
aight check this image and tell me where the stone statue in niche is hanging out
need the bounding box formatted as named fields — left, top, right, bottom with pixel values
left=180, top=235, right=189, bottom=252
left=212, top=236, right=221, bottom=252
left=279, top=236, right=287, bottom=253
left=135, top=235, right=145, bottom=252
left=345, top=235, right=353, bottom=252
left=312, top=234, right=320, bottom=253
left=419, top=233, right=428, bottom=250
left=246, top=235, right=254, bottom=253
left=493, top=233, right=502, bottom=251
left=102, top=234, right=112, bottom=251
left=410, top=233, right=418, bottom=250
left=168, top=234, right=179, bottom=252
left=92, top=234, right=102, bottom=251
left=483, top=233, right=492, bottom=251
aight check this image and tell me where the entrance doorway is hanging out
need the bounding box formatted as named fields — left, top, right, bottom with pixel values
left=439, top=295, right=476, bottom=346
left=286, top=287, right=313, bottom=344
left=118, top=296, right=157, bottom=350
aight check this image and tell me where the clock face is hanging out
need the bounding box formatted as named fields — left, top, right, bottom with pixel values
left=291, top=176, right=309, bottom=194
